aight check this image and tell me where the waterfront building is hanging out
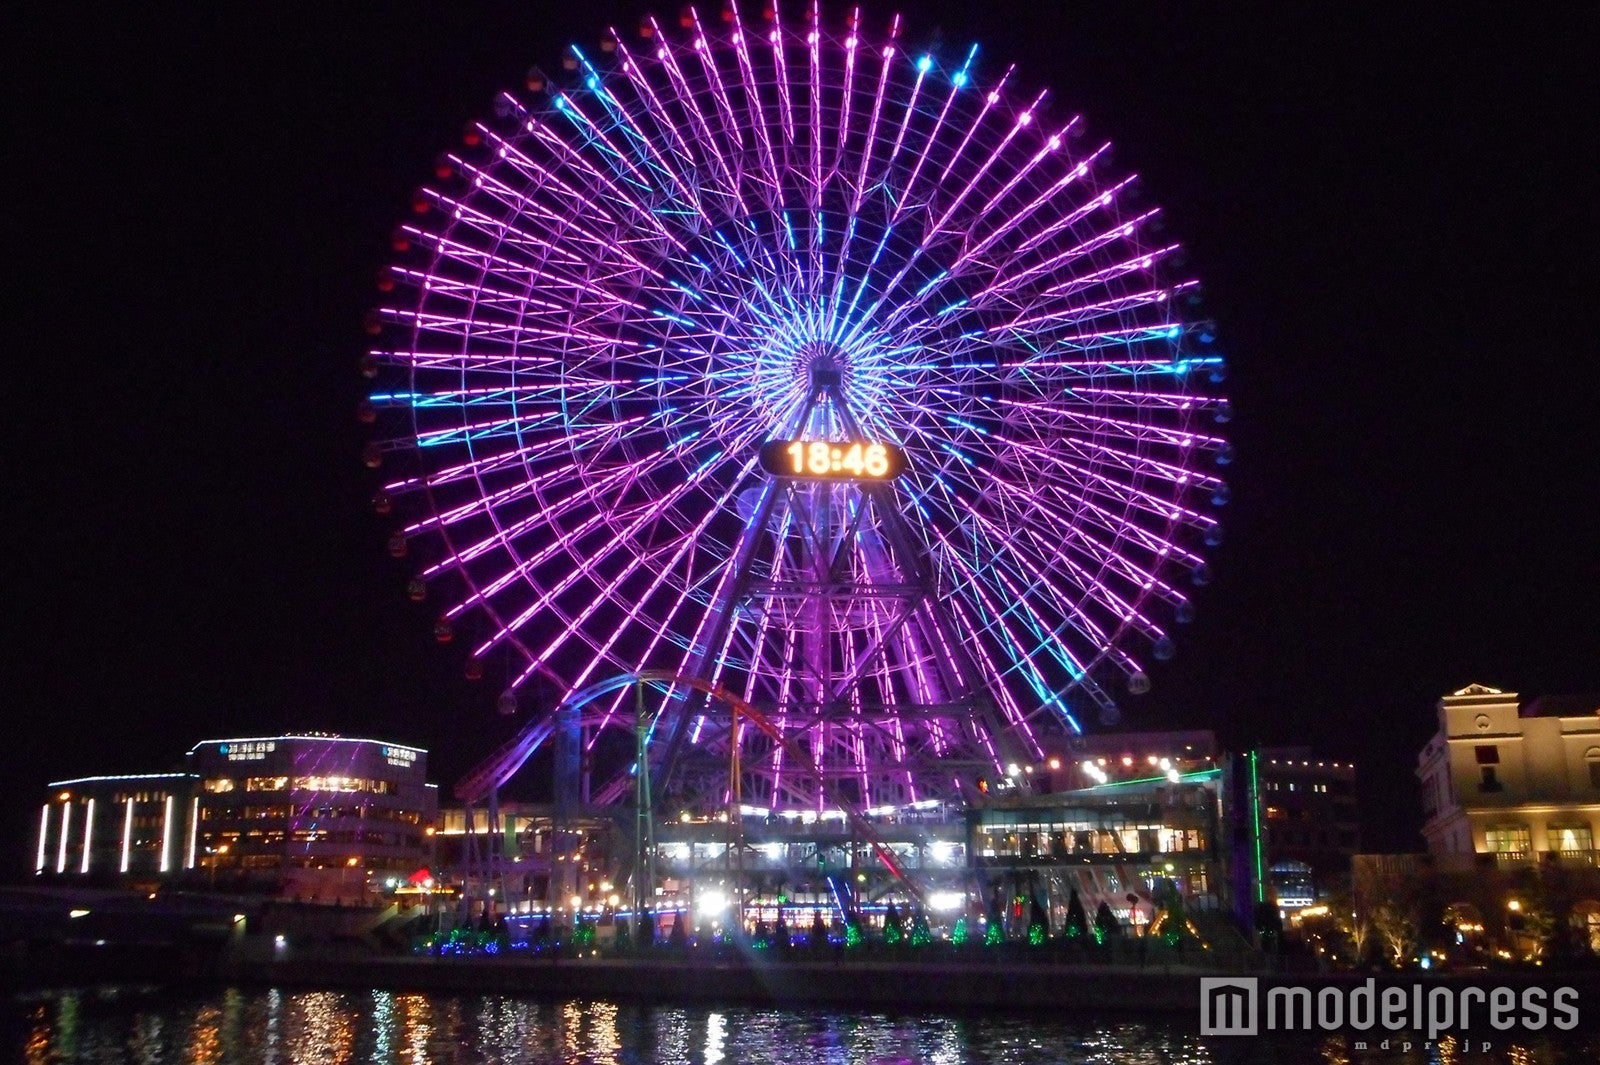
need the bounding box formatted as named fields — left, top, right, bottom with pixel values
left=969, top=731, right=1229, bottom=935
left=189, top=735, right=437, bottom=898
left=436, top=728, right=1312, bottom=947
left=682, top=797, right=970, bottom=936
left=434, top=800, right=626, bottom=915
left=36, top=773, right=199, bottom=882
left=34, top=734, right=437, bottom=902
left=1418, top=684, right=1600, bottom=863
left=436, top=796, right=969, bottom=938
left=1255, top=747, right=1360, bottom=906
left=1311, top=685, right=1600, bottom=966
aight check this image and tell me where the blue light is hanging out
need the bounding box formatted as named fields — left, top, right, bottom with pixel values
left=952, top=72, right=967, bottom=87
left=653, top=308, right=696, bottom=328
left=915, top=270, right=949, bottom=298
left=668, top=279, right=706, bottom=302
left=917, top=55, right=933, bottom=73
left=945, top=415, right=986, bottom=435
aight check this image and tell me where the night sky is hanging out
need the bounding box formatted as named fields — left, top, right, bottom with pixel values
left=9, top=2, right=1596, bottom=870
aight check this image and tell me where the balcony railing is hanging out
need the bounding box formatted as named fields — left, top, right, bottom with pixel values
left=1490, top=849, right=1597, bottom=868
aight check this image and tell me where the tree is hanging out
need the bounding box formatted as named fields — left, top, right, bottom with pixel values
left=1093, top=901, right=1120, bottom=944
left=1151, top=880, right=1186, bottom=946
left=909, top=906, right=932, bottom=947
left=1064, top=889, right=1088, bottom=940
left=883, top=903, right=904, bottom=945
left=1506, top=872, right=1558, bottom=963
left=1373, top=899, right=1419, bottom=967
left=985, top=894, right=1007, bottom=946
left=809, top=911, right=828, bottom=949
left=1329, top=888, right=1374, bottom=966
left=1027, top=895, right=1050, bottom=946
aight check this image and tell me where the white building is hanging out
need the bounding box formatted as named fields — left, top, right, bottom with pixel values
left=1418, top=684, right=1600, bottom=863
left=37, top=773, right=199, bottom=879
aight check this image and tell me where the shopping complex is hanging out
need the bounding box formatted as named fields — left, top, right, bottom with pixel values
left=34, top=725, right=1360, bottom=950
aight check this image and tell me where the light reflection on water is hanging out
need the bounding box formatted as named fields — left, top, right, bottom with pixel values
left=4, top=986, right=1597, bottom=1065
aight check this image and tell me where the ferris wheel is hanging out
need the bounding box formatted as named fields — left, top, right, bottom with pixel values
left=366, top=3, right=1229, bottom=812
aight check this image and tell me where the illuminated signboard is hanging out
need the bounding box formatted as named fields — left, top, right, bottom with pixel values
left=758, top=439, right=907, bottom=481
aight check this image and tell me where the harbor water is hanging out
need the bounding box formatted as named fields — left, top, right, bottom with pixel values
left=7, top=985, right=1600, bottom=1064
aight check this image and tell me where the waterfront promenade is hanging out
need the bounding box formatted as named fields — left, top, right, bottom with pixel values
left=8, top=885, right=1600, bottom=1023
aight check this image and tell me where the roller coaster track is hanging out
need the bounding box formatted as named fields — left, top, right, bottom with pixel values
left=454, top=670, right=922, bottom=903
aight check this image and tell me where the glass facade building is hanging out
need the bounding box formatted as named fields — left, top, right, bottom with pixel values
left=36, top=735, right=436, bottom=900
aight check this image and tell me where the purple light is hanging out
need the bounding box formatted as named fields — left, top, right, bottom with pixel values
left=373, top=7, right=1228, bottom=809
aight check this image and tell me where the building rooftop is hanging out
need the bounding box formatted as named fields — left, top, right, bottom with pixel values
left=1520, top=694, right=1600, bottom=719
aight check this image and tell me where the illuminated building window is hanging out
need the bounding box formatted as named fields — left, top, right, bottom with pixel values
left=1484, top=825, right=1530, bottom=859
left=246, top=777, right=289, bottom=791
left=203, top=779, right=235, bottom=793
left=1549, top=824, right=1593, bottom=855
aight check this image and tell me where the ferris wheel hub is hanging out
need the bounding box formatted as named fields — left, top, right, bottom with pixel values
left=798, top=341, right=849, bottom=393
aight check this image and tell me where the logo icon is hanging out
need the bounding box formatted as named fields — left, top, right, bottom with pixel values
left=1201, top=977, right=1258, bottom=1035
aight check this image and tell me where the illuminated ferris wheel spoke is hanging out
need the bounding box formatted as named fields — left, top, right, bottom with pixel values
left=499, top=460, right=758, bottom=674
left=375, top=6, right=1228, bottom=809
left=939, top=510, right=1117, bottom=666
left=424, top=439, right=713, bottom=582
left=904, top=472, right=1129, bottom=673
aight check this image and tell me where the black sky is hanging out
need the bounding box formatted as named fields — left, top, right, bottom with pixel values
left=8, top=2, right=1597, bottom=868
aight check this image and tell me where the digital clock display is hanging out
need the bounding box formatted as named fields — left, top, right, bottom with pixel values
left=758, top=439, right=907, bottom=480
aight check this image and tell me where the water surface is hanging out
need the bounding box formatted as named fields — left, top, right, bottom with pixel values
left=6, top=986, right=1596, bottom=1064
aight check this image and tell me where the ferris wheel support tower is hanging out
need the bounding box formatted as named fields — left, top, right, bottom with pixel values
left=651, top=363, right=1054, bottom=812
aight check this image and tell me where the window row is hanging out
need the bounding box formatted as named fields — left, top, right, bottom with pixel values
left=203, top=776, right=398, bottom=795
left=199, top=805, right=424, bottom=823
left=977, top=826, right=1209, bottom=858
left=1484, top=824, right=1594, bottom=857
